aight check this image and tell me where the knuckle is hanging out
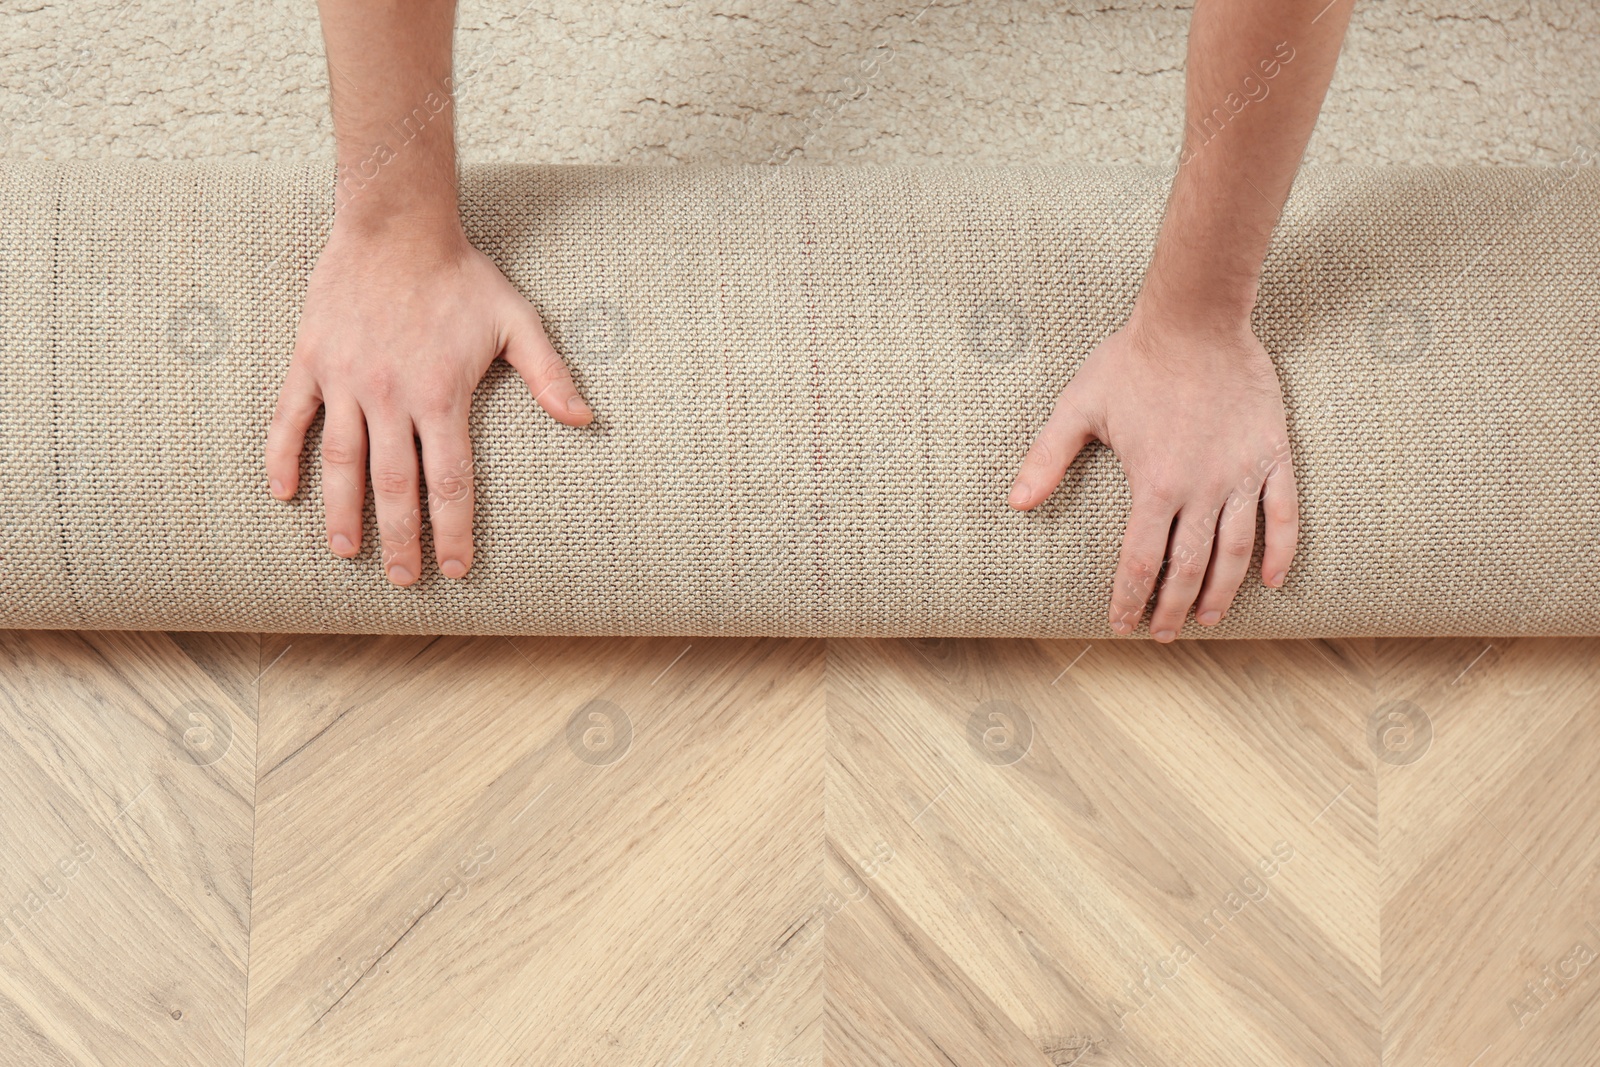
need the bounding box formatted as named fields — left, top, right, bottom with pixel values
left=321, top=437, right=362, bottom=468
left=1267, top=499, right=1299, bottom=526
left=428, top=461, right=476, bottom=509
left=363, top=368, right=400, bottom=407
left=1166, top=534, right=1203, bottom=565
left=290, top=337, right=321, bottom=367
left=535, top=372, right=576, bottom=405
left=1028, top=435, right=1060, bottom=471
left=370, top=466, right=413, bottom=498
left=1172, top=557, right=1208, bottom=583
left=521, top=342, right=564, bottom=380
left=1148, top=608, right=1184, bottom=630
left=1222, top=529, right=1256, bottom=558
left=428, top=516, right=470, bottom=542
left=1137, top=480, right=1181, bottom=509
left=1109, top=603, right=1145, bottom=629
left=414, top=384, right=460, bottom=421
left=1114, top=566, right=1159, bottom=609
left=537, top=349, right=571, bottom=378
left=1121, top=557, right=1160, bottom=586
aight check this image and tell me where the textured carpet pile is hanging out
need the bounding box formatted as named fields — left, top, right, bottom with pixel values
left=3, top=1, right=1598, bottom=169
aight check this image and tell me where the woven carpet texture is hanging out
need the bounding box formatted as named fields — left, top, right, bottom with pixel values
left=1, top=160, right=1597, bottom=636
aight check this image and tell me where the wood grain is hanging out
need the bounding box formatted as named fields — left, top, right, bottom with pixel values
left=247, top=635, right=824, bottom=1067
left=0, top=629, right=256, bottom=1067
left=0, top=632, right=1596, bottom=1065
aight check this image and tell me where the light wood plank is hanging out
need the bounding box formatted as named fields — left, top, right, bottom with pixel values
left=0, top=629, right=256, bottom=1067
left=0, top=630, right=1596, bottom=1065
left=826, top=637, right=1379, bottom=1066
left=247, top=635, right=824, bottom=1067
left=1380, top=636, right=1600, bottom=1066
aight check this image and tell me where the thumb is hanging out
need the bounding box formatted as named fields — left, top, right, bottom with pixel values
left=1009, top=380, right=1098, bottom=510
left=500, top=303, right=594, bottom=426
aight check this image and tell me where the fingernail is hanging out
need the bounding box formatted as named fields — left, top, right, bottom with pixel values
left=270, top=478, right=285, bottom=498
left=1009, top=483, right=1031, bottom=507
left=567, top=395, right=592, bottom=417
left=1268, top=571, right=1285, bottom=587
left=331, top=533, right=354, bottom=556
left=440, top=558, right=468, bottom=579
left=1153, top=629, right=1176, bottom=642
left=1197, top=610, right=1220, bottom=625
left=388, top=565, right=414, bottom=585
left=1110, top=619, right=1132, bottom=634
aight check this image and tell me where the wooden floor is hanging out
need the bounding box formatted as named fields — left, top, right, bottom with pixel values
left=0, top=631, right=1596, bottom=1066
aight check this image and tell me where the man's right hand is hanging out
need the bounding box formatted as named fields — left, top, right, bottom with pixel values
left=265, top=219, right=593, bottom=586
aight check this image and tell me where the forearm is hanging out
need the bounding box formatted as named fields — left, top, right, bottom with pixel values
left=320, top=0, right=461, bottom=238
left=1137, top=0, right=1356, bottom=333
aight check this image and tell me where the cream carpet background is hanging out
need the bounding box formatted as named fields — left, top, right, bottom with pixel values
left=2, top=0, right=1597, bottom=168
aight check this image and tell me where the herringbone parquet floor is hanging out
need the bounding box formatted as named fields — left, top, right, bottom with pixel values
left=1, top=631, right=1596, bottom=1065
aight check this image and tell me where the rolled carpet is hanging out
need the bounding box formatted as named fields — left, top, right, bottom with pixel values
left=1, top=160, right=1596, bottom=637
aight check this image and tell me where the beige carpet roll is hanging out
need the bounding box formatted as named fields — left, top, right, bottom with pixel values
left=1, top=160, right=1596, bottom=637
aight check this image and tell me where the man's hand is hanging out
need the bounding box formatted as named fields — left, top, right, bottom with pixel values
left=1012, top=0, right=1352, bottom=638
left=266, top=222, right=591, bottom=586
left=265, top=0, right=593, bottom=586
left=1008, top=309, right=1297, bottom=641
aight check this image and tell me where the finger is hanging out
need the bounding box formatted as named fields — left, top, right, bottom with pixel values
left=1260, top=447, right=1300, bottom=588
left=418, top=411, right=476, bottom=580
left=319, top=396, right=368, bottom=559
left=1009, top=385, right=1095, bottom=510
left=501, top=307, right=594, bottom=426
left=1108, top=492, right=1178, bottom=636
left=265, top=365, right=322, bottom=500
left=368, top=414, right=424, bottom=586
left=1194, top=489, right=1258, bottom=626
left=1147, top=505, right=1218, bottom=642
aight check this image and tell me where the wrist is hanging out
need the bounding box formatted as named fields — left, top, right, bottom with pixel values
left=1131, top=269, right=1258, bottom=340
left=1116, top=311, right=1281, bottom=396
left=326, top=207, right=470, bottom=265
left=1123, top=293, right=1264, bottom=371
left=332, top=177, right=460, bottom=228
left=329, top=145, right=463, bottom=247
left=331, top=137, right=459, bottom=227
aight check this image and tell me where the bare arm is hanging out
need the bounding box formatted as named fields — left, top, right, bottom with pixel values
left=1010, top=0, right=1356, bottom=640
left=320, top=0, right=461, bottom=235
left=1144, top=0, right=1354, bottom=326
left=266, top=0, right=592, bottom=586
